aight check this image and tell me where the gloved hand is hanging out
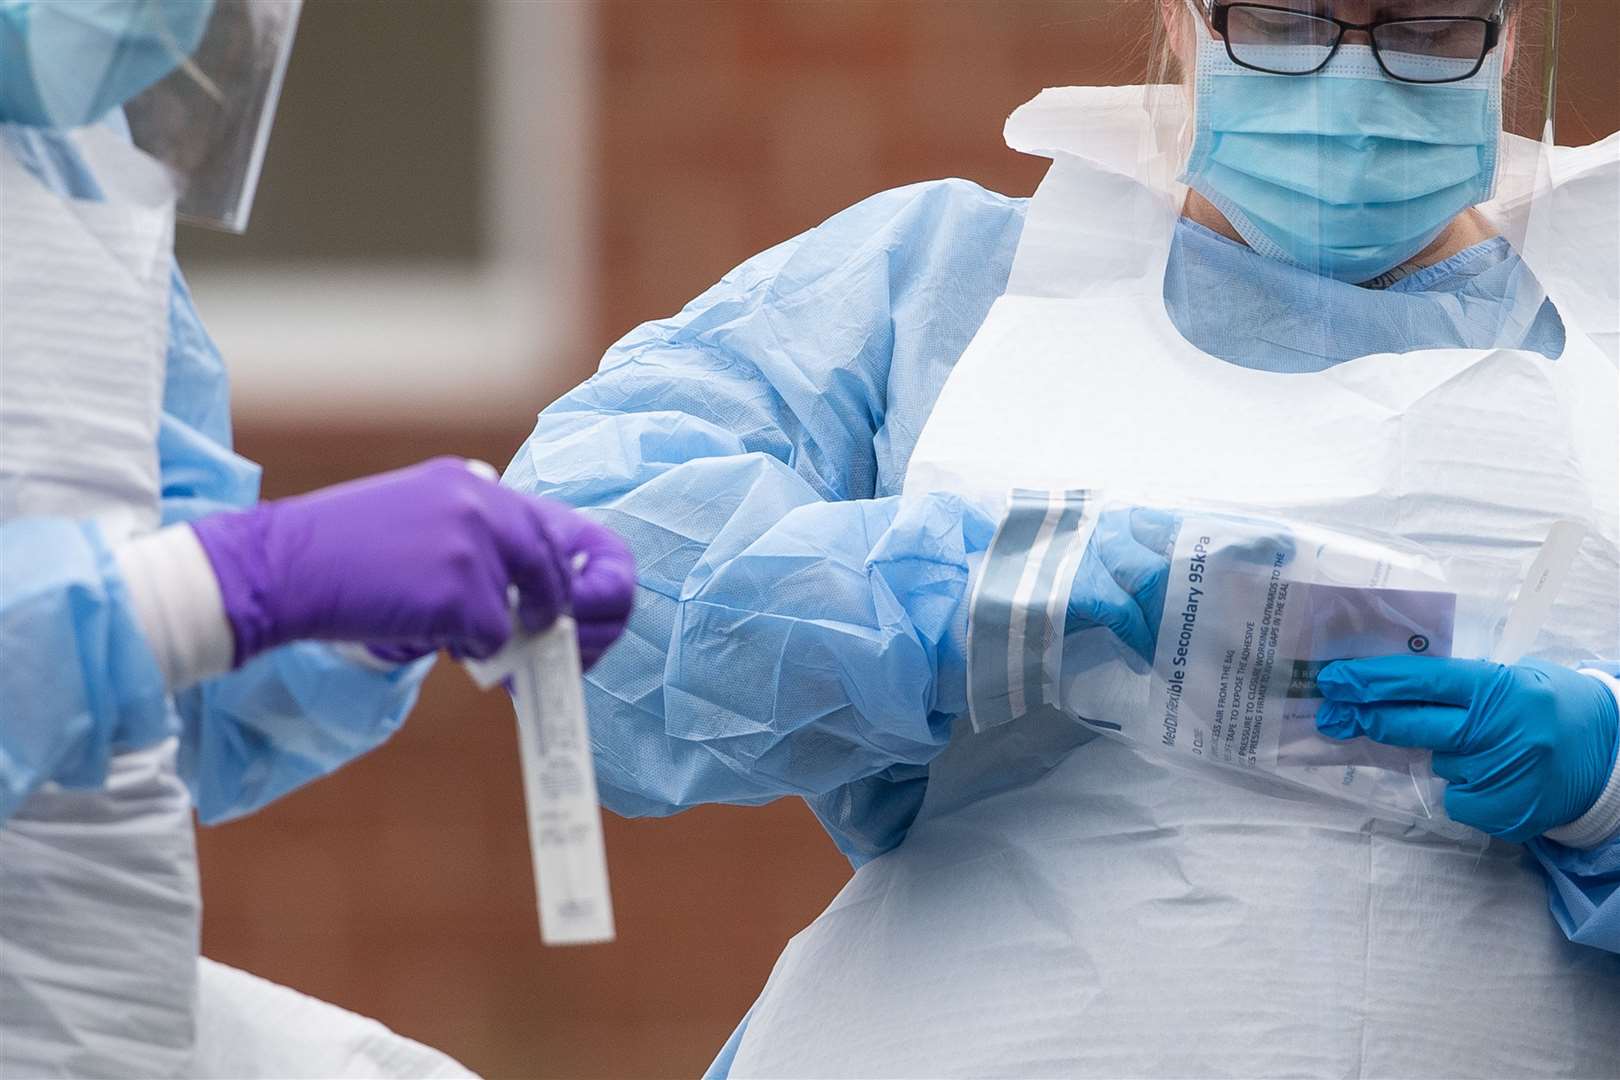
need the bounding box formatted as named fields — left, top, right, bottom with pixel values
left=190, top=457, right=636, bottom=668
left=533, top=501, right=639, bottom=669
left=1316, top=657, right=1620, bottom=842
left=1065, top=507, right=1178, bottom=662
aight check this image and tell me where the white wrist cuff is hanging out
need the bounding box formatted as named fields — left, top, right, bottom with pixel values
left=1543, top=669, right=1620, bottom=850
left=114, top=524, right=236, bottom=691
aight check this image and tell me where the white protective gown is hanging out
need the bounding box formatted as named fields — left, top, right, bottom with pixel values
left=728, top=88, right=1620, bottom=1078
left=0, top=127, right=475, bottom=1079
left=1, top=121, right=201, bottom=1080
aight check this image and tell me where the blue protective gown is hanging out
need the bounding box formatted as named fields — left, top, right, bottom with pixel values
left=505, top=176, right=1618, bottom=995
left=0, top=125, right=430, bottom=824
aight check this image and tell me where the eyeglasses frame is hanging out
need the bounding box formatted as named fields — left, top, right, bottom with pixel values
left=1207, top=2, right=1505, bottom=83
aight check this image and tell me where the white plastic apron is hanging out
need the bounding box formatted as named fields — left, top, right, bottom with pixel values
left=190, top=959, right=479, bottom=1079
left=731, top=89, right=1620, bottom=1078
left=2, top=126, right=478, bottom=1080
left=0, top=127, right=204, bottom=1079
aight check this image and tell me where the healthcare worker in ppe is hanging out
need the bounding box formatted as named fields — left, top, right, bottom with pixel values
left=0, top=1, right=634, bottom=1076
left=509, top=0, right=1619, bottom=1075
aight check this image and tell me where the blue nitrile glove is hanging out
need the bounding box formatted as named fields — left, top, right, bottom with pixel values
left=1316, top=657, right=1620, bottom=842
left=1066, top=508, right=1178, bottom=662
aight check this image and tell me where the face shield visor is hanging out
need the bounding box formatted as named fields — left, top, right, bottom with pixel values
left=0, top=0, right=299, bottom=232
left=1140, top=1, right=1558, bottom=287
left=120, top=0, right=300, bottom=232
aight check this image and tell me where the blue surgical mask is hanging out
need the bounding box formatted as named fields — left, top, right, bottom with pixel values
left=1180, top=31, right=1503, bottom=284
left=0, top=0, right=214, bottom=128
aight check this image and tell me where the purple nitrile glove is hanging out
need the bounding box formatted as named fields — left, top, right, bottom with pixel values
left=536, top=503, right=638, bottom=670
left=190, top=457, right=636, bottom=667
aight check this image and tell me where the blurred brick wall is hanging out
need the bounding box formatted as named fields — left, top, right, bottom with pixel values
left=199, top=3, right=1620, bottom=1079
left=596, top=0, right=1149, bottom=346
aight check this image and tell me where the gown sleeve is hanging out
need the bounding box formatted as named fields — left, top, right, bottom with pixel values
left=0, top=129, right=173, bottom=820
left=1528, top=661, right=1620, bottom=953
left=0, top=516, right=171, bottom=821
left=505, top=179, right=1024, bottom=862
left=157, top=268, right=434, bottom=824
left=0, top=265, right=430, bottom=825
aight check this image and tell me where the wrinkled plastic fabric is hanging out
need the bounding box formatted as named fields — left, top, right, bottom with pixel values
left=177, top=643, right=426, bottom=822
left=157, top=260, right=430, bottom=824
left=968, top=489, right=1532, bottom=835
left=0, top=120, right=199, bottom=1080
left=1, top=123, right=429, bottom=1076
left=506, top=179, right=1022, bottom=864
left=157, top=263, right=432, bottom=824
left=1, top=742, right=201, bottom=1079
left=190, top=959, right=479, bottom=1078
left=726, top=86, right=1619, bottom=1077
left=1165, top=219, right=1566, bottom=369
left=137, top=292, right=430, bottom=823
left=730, top=741, right=1620, bottom=1078
left=512, top=171, right=1606, bottom=877
left=0, top=518, right=172, bottom=817
left=0, top=123, right=430, bottom=826
left=1, top=120, right=175, bottom=820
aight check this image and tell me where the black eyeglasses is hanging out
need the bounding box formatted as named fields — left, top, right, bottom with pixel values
left=1209, top=3, right=1504, bottom=84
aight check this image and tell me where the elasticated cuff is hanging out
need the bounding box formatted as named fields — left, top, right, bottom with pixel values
left=114, top=524, right=235, bottom=690
left=1544, top=670, right=1620, bottom=850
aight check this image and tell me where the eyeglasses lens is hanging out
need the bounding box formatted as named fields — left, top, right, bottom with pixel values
left=1223, top=6, right=1489, bottom=82
left=1373, top=19, right=1489, bottom=82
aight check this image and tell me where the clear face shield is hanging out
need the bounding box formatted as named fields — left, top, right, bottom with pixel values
left=1144, top=0, right=1559, bottom=310
left=119, top=0, right=301, bottom=232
